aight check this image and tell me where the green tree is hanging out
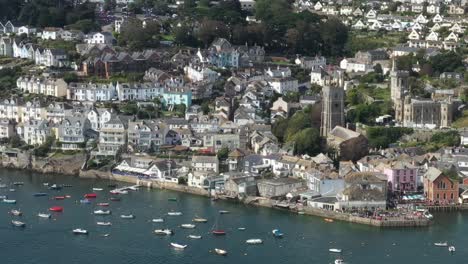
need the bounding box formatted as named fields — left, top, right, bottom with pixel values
left=217, top=146, right=229, bottom=160
left=292, top=128, right=321, bottom=155
left=201, top=102, right=210, bottom=114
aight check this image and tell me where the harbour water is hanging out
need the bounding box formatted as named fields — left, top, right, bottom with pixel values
left=0, top=169, right=466, bottom=264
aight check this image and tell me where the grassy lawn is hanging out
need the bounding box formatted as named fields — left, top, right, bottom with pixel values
left=452, top=110, right=468, bottom=128
left=347, top=31, right=406, bottom=53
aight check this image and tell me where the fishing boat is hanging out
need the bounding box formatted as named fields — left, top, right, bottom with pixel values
left=219, top=210, right=230, bottom=214
left=180, top=224, right=196, bottom=229
left=10, top=209, right=22, bottom=216
left=192, top=217, right=208, bottom=223
left=38, top=213, right=51, bottom=218
left=73, top=228, right=88, bottom=235
left=152, top=218, right=164, bottom=223
left=154, top=229, right=173, bottom=235
left=80, top=199, right=91, bottom=204
left=110, top=197, right=121, bottom=201
left=84, top=193, right=97, bottom=199
left=238, top=227, right=246, bottom=231
left=49, top=206, right=63, bottom=212
left=335, top=259, right=345, bottom=264
left=188, top=235, right=202, bottom=239
left=33, top=193, right=47, bottom=197
left=246, top=239, right=263, bottom=245
left=214, top=248, right=227, bottom=256
left=449, top=246, right=456, bottom=252
left=434, top=242, right=448, bottom=247
left=54, top=196, right=65, bottom=200
left=3, top=199, right=16, bottom=204
left=13, top=182, right=24, bottom=186
left=329, top=248, right=342, bottom=253
left=167, top=212, right=182, bottom=216
left=120, top=214, right=135, bottom=219
left=11, top=220, right=25, bottom=227
left=92, top=188, right=104, bottom=191
left=94, top=210, right=111, bottom=215
left=170, top=243, right=187, bottom=249
left=168, top=198, right=177, bottom=201
left=97, top=222, right=112, bottom=226
left=324, top=218, right=334, bottom=223
left=272, top=229, right=284, bottom=238
left=97, top=203, right=109, bottom=207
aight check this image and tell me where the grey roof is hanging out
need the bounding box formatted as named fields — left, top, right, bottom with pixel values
left=424, top=167, right=443, bottom=182
left=329, top=126, right=361, bottom=140
left=192, top=155, right=218, bottom=163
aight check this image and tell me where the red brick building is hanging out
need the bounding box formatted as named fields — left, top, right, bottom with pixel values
left=424, top=167, right=459, bottom=204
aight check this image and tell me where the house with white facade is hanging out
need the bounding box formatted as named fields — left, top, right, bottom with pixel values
left=16, top=75, right=68, bottom=97
left=85, top=32, right=116, bottom=45
left=67, top=82, right=118, bottom=102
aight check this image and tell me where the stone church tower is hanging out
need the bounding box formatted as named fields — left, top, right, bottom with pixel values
left=320, top=84, right=345, bottom=137
left=390, top=59, right=410, bottom=123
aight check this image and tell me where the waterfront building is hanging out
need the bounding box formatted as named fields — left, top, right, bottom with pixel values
left=257, top=178, right=305, bottom=198
left=338, top=172, right=388, bottom=211
left=127, top=120, right=167, bottom=152
left=94, top=115, right=127, bottom=157
left=20, top=120, right=51, bottom=146
left=380, top=161, right=418, bottom=193
left=423, top=167, right=459, bottom=204
left=56, top=116, right=92, bottom=150
left=191, top=155, right=219, bottom=174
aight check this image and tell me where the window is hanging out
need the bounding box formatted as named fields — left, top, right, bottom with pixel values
left=443, top=193, right=446, bottom=200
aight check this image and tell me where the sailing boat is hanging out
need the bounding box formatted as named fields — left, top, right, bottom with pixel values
left=211, top=214, right=226, bottom=236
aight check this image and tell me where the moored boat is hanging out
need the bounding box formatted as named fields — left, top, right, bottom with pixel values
left=434, top=242, right=448, bottom=247
left=329, top=248, right=342, bottom=253
left=48, top=184, right=62, bottom=190
left=214, top=248, right=227, bottom=256
left=13, top=182, right=24, bottom=186
left=94, top=210, right=111, bottom=215
left=33, top=193, right=47, bottom=197
left=54, top=196, right=65, bottom=200
left=188, top=235, right=202, bottom=239
left=167, top=212, right=182, bottom=216
left=0, top=183, right=7, bottom=188
left=449, top=246, right=455, bottom=252
left=152, top=218, right=164, bottom=223
left=92, top=188, right=104, bottom=191
left=97, top=203, right=109, bottom=207
left=154, top=229, right=173, bottom=235
left=219, top=210, right=230, bottom=214
left=246, top=239, right=263, bottom=245
left=49, top=206, right=63, bottom=212
left=120, top=214, right=134, bottom=219
left=238, top=227, right=246, bottom=231
left=272, top=229, right=284, bottom=238
left=3, top=199, right=16, bottom=204
left=192, top=218, right=208, bottom=223
left=335, top=259, right=345, bottom=264
left=180, top=224, right=196, bottom=229
left=73, top=228, right=88, bottom=235
left=10, top=209, right=22, bottom=216
left=324, top=218, right=334, bottom=223
left=80, top=199, right=91, bottom=204
left=212, top=230, right=226, bottom=235
left=168, top=198, right=177, bottom=201
left=170, top=243, right=187, bottom=249
left=97, top=222, right=112, bottom=226
left=84, top=193, right=97, bottom=199
left=11, top=220, right=25, bottom=227
left=38, top=213, right=51, bottom=218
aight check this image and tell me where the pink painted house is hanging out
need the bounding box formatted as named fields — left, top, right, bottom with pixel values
left=381, top=161, right=418, bottom=193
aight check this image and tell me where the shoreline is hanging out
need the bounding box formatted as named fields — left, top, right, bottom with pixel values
left=0, top=162, right=431, bottom=228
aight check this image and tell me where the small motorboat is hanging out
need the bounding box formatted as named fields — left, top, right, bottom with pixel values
left=167, top=212, right=182, bottom=216
left=38, top=213, right=51, bottom=218
left=192, top=218, right=208, bottom=223
left=102, top=234, right=110, bottom=237
left=152, top=218, right=164, bottom=223
left=3, top=199, right=16, bottom=204
left=329, top=248, right=342, bottom=253
left=188, top=235, right=202, bottom=239
left=94, top=210, right=111, bottom=215
left=33, top=193, right=47, bottom=197
left=48, top=184, right=62, bottom=190
left=43, top=183, right=49, bottom=186
left=84, top=193, right=97, bottom=199
left=110, top=197, right=121, bottom=201
left=154, top=229, right=173, bottom=235
left=168, top=198, right=177, bottom=201
left=97, top=222, right=112, bottom=226
left=335, top=259, right=345, bottom=264
left=120, top=214, right=135, bottom=219
left=9, top=189, right=15, bottom=192
left=423, top=210, right=434, bottom=220
left=80, top=199, right=91, bottom=204
left=272, top=229, right=284, bottom=238
left=246, top=239, right=263, bottom=245
left=449, top=246, right=455, bottom=252
left=11, top=220, right=25, bottom=227
left=181, top=224, right=196, bottom=229
left=434, top=242, right=448, bottom=247
left=238, top=227, right=246, bottom=231
left=297, top=211, right=305, bottom=215
left=214, top=248, right=227, bottom=256
left=73, top=228, right=88, bottom=235
left=92, top=188, right=104, bottom=191
left=219, top=210, right=230, bottom=214
left=212, top=230, right=226, bottom=235
left=49, top=206, right=63, bottom=212
left=65, top=195, right=71, bottom=198
left=170, top=243, right=187, bottom=249
left=324, top=218, right=334, bottom=223
left=10, top=209, right=22, bottom=216
left=54, top=196, right=65, bottom=200
left=13, top=182, right=24, bottom=186
left=97, top=203, right=109, bottom=207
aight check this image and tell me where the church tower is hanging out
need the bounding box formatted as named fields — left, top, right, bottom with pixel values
left=320, top=84, right=345, bottom=137
left=390, top=58, right=409, bottom=103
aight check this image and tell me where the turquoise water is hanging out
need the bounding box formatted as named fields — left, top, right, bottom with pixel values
left=0, top=169, right=466, bottom=264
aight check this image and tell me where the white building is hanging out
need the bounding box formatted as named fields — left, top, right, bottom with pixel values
left=85, top=32, right=115, bottom=45
left=16, top=76, right=68, bottom=97
left=67, top=83, right=118, bottom=102
left=267, top=77, right=298, bottom=94
left=116, top=82, right=164, bottom=101
left=87, top=108, right=112, bottom=131
left=184, top=64, right=219, bottom=82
